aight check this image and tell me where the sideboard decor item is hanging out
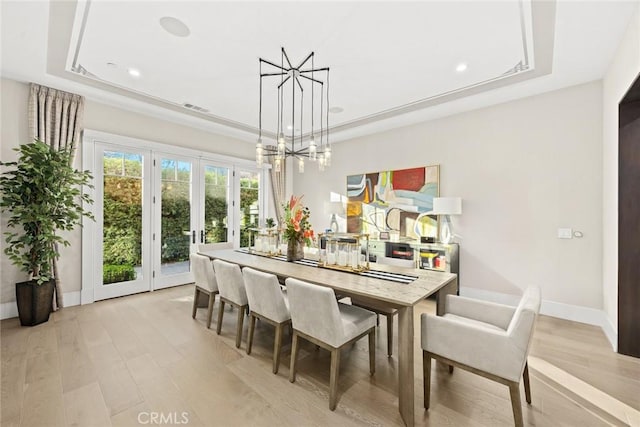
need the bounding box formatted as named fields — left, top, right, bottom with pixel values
left=427, top=197, right=462, bottom=244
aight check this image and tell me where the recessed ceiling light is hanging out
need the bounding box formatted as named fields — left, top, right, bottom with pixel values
left=159, top=16, right=190, bottom=37
left=128, top=68, right=141, bottom=77
left=455, top=63, right=468, bottom=73
left=329, top=106, right=344, bottom=114
left=286, top=125, right=293, bottom=130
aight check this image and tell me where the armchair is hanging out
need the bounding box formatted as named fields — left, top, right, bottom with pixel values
left=421, top=287, right=541, bottom=426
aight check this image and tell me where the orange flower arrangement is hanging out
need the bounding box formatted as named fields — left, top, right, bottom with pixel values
left=282, top=195, right=314, bottom=246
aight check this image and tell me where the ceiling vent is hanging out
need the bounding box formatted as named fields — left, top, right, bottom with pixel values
left=182, top=102, right=209, bottom=113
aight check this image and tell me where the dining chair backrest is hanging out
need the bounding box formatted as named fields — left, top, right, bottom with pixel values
left=198, top=242, right=233, bottom=252
left=190, top=253, right=217, bottom=293
left=285, top=278, right=344, bottom=348
left=243, top=267, right=290, bottom=323
left=212, top=259, right=248, bottom=306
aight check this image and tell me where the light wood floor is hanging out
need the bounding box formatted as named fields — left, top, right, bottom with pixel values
left=1, top=285, right=639, bottom=426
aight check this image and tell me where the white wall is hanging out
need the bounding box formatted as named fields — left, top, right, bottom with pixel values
left=602, top=5, right=640, bottom=346
left=0, top=77, right=254, bottom=309
left=0, top=78, right=31, bottom=305
left=295, top=81, right=604, bottom=312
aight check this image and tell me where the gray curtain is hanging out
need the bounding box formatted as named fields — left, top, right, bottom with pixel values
left=28, top=83, right=85, bottom=309
left=269, top=158, right=286, bottom=225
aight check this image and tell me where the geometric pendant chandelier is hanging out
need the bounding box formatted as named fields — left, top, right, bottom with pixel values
left=256, top=47, right=332, bottom=173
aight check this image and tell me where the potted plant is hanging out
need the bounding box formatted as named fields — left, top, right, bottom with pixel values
left=0, top=140, right=94, bottom=326
left=265, top=217, right=276, bottom=229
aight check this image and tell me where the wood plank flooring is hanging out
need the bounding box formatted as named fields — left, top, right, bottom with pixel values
left=1, top=285, right=638, bottom=426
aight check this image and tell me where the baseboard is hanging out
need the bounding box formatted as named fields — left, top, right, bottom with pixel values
left=0, top=301, right=18, bottom=320
left=460, top=287, right=617, bottom=350
left=0, top=290, right=82, bottom=320
left=601, top=316, right=618, bottom=352
left=459, top=287, right=522, bottom=306
left=540, top=299, right=606, bottom=328
left=63, top=291, right=81, bottom=307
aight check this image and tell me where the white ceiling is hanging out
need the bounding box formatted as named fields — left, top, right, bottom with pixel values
left=1, top=0, right=638, bottom=145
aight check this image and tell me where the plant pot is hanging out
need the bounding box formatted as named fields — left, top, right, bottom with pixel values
left=286, top=239, right=305, bottom=262
left=15, top=279, right=54, bottom=326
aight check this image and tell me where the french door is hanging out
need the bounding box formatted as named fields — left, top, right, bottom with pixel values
left=153, top=155, right=234, bottom=290
left=95, top=145, right=152, bottom=300
left=86, top=135, right=262, bottom=301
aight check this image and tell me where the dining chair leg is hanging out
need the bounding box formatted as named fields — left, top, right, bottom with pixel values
left=246, top=314, right=256, bottom=355
left=523, top=362, right=532, bottom=404
left=508, top=381, right=524, bottom=427
left=192, top=287, right=199, bottom=318
left=329, top=348, right=341, bottom=411
left=423, top=351, right=431, bottom=409
left=368, top=329, right=375, bottom=375
left=273, top=323, right=283, bottom=374
left=216, top=300, right=226, bottom=335
left=206, top=293, right=215, bottom=329
left=289, top=332, right=300, bottom=383
left=235, top=305, right=245, bottom=348
left=386, top=314, right=393, bottom=357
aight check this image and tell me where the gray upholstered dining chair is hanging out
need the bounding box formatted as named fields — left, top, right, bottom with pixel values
left=421, top=287, right=541, bottom=427
left=285, top=278, right=377, bottom=411
left=190, top=253, right=218, bottom=329
left=212, top=259, right=249, bottom=348
left=242, top=267, right=291, bottom=374
left=350, top=296, right=397, bottom=357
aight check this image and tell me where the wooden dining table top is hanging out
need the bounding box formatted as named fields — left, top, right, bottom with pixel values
left=198, top=248, right=457, bottom=308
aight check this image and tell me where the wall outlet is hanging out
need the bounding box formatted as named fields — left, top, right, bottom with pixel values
left=558, top=228, right=573, bottom=239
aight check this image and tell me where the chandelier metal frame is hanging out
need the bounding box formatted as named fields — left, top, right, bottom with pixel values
left=256, top=47, right=332, bottom=172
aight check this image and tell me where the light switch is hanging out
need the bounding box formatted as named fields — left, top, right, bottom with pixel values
left=558, top=228, right=573, bottom=239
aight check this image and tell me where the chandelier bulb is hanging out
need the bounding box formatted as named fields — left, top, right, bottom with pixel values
left=298, top=157, right=305, bottom=173
left=277, top=133, right=286, bottom=157
left=309, top=136, right=317, bottom=160
left=274, top=157, right=281, bottom=173
left=255, top=140, right=263, bottom=167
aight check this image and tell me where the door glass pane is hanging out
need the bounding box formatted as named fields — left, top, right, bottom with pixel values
left=103, top=151, right=143, bottom=284
left=161, top=158, right=192, bottom=275
left=239, top=170, right=260, bottom=247
left=204, top=165, right=229, bottom=243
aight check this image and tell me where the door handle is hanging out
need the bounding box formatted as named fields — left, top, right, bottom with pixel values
left=200, top=230, right=204, bottom=243
left=192, top=230, right=196, bottom=244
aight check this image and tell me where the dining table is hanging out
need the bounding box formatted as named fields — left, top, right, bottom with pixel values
left=199, top=248, right=458, bottom=427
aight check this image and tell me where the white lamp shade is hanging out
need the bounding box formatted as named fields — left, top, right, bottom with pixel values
left=429, top=197, right=462, bottom=215
left=324, top=201, right=345, bottom=215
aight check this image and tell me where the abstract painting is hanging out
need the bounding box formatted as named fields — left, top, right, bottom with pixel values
left=346, top=165, right=440, bottom=239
